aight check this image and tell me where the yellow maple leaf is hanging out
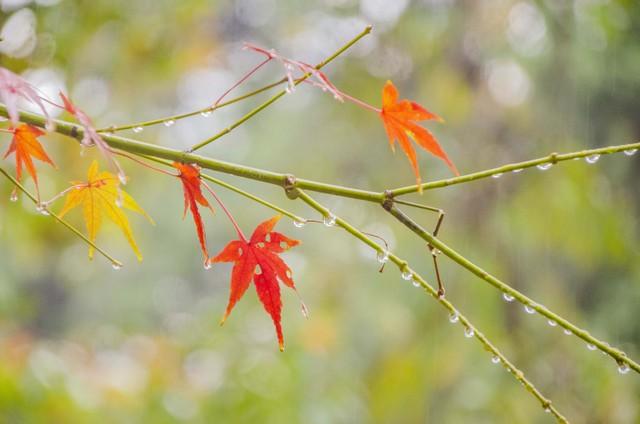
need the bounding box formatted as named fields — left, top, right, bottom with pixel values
left=58, top=160, right=154, bottom=260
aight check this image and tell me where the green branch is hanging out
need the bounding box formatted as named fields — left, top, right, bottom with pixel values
left=390, top=144, right=640, bottom=196
left=0, top=167, right=123, bottom=268
left=188, top=25, right=373, bottom=152
left=383, top=202, right=640, bottom=374
left=293, top=188, right=568, bottom=423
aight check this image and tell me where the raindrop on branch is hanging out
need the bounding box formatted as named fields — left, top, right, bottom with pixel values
left=133, top=126, right=144, bottom=133
left=376, top=250, right=389, bottom=264
left=293, top=220, right=306, bottom=228
left=492, top=172, right=503, bottom=179
left=502, top=293, right=515, bottom=302
left=323, top=214, right=336, bottom=227
left=464, top=327, right=475, bottom=338
left=617, top=362, right=630, bottom=375
left=537, top=163, right=553, bottom=171
left=524, top=305, right=536, bottom=314
left=623, top=148, right=637, bottom=156
left=491, top=355, right=501, bottom=364
left=585, top=154, right=600, bottom=164
left=449, top=312, right=459, bottom=323
left=112, top=262, right=123, bottom=270
left=163, top=119, right=175, bottom=127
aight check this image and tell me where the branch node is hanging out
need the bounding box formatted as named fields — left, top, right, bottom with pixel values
left=549, top=152, right=559, bottom=164
left=382, top=189, right=394, bottom=211
left=70, top=125, right=80, bottom=139
left=284, top=174, right=299, bottom=199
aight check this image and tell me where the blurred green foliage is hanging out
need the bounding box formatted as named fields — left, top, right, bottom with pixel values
left=0, top=0, right=639, bottom=422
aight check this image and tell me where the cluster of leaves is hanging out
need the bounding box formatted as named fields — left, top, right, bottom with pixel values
left=1, top=41, right=457, bottom=349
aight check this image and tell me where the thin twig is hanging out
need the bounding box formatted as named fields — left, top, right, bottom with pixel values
left=0, top=167, right=123, bottom=267
left=293, top=188, right=568, bottom=423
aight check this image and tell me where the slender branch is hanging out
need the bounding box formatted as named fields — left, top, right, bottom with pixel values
left=383, top=202, right=640, bottom=374
left=134, top=153, right=306, bottom=222
left=0, top=167, right=123, bottom=267
left=390, top=144, right=640, bottom=196
left=188, top=25, right=373, bottom=152
left=293, top=188, right=568, bottom=423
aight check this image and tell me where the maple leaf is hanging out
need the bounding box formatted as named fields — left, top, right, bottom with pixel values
left=211, top=215, right=301, bottom=351
left=58, top=160, right=153, bottom=260
left=0, top=67, right=53, bottom=129
left=379, top=80, right=458, bottom=189
left=59, top=92, right=127, bottom=185
left=173, top=162, right=214, bottom=263
left=3, top=124, right=55, bottom=199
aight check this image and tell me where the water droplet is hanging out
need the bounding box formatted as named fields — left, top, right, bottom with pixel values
left=132, top=126, right=144, bottom=133
left=563, top=328, right=572, bottom=335
left=585, top=154, right=601, bottom=164
left=512, top=168, right=524, bottom=173
left=200, top=110, right=212, bottom=118
left=524, top=305, right=536, bottom=314
left=502, top=293, right=515, bottom=302
left=623, top=148, right=638, bottom=156
left=547, top=319, right=557, bottom=327
left=163, top=119, right=175, bottom=127
left=323, top=214, right=336, bottom=227
left=537, top=163, right=553, bottom=171
left=448, top=312, right=459, bottom=323
left=204, top=260, right=212, bottom=270
left=412, top=280, right=420, bottom=288
left=618, top=362, right=630, bottom=374
left=376, top=250, right=389, bottom=264
left=401, top=270, right=412, bottom=281
left=255, top=265, right=262, bottom=275
left=464, top=327, right=475, bottom=338
left=587, top=343, right=596, bottom=351
left=491, top=355, right=501, bottom=364
left=544, top=407, right=551, bottom=413
left=293, top=219, right=306, bottom=228
left=9, top=191, right=18, bottom=202
left=492, top=172, right=503, bottom=179
left=112, top=262, right=122, bottom=270
left=35, top=204, right=50, bottom=216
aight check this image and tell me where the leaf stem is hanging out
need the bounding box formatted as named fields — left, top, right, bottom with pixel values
left=188, top=25, right=373, bottom=152
left=0, top=167, right=123, bottom=267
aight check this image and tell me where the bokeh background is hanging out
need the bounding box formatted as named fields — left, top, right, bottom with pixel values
left=1, top=0, right=639, bottom=422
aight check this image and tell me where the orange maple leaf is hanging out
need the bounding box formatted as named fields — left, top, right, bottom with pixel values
left=173, top=162, right=214, bottom=263
left=3, top=124, right=55, bottom=199
left=379, top=80, right=458, bottom=189
left=211, top=215, right=300, bottom=351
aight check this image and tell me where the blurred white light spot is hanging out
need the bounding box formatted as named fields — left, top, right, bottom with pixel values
left=35, top=0, right=61, bottom=5
left=486, top=60, right=531, bottom=107
left=95, top=350, right=148, bottom=395
left=177, top=68, right=234, bottom=110
left=21, top=68, right=66, bottom=118
left=163, top=391, right=199, bottom=420
left=72, top=77, right=110, bottom=117
left=184, top=350, right=225, bottom=392
left=360, top=0, right=409, bottom=25
left=366, top=45, right=413, bottom=80
left=0, top=8, right=37, bottom=58
left=1, top=0, right=31, bottom=12
left=235, top=0, right=276, bottom=28
left=507, top=2, right=547, bottom=57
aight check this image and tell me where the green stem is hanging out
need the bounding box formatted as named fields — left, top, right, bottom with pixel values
left=188, top=25, right=373, bottom=152
left=384, top=202, right=640, bottom=375
left=294, top=188, right=568, bottom=423
left=0, top=167, right=123, bottom=267
left=391, top=144, right=640, bottom=196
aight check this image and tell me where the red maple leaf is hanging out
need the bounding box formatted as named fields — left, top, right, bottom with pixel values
left=173, top=162, right=214, bottom=263
left=4, top=124, right=55, bottom=199
left=379, top=80, right=458, bottom=189
left=211, top=215, right=300, bottom=351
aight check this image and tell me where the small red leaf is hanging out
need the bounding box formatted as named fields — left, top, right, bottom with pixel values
left=211, top=215, right=300, bottom=351
left=3, top=124, right=55, bottom=199
left=173, top=162, right=213, bottom=262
